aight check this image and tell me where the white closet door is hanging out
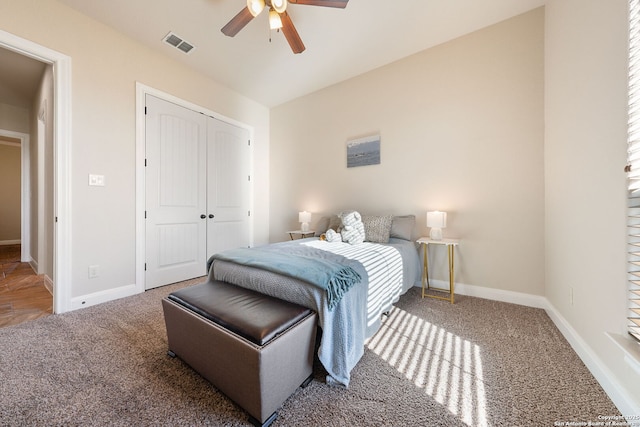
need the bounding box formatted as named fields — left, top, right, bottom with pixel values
left=207, top=118, right=251, bottom=255
left=145, top=95, right=207, bottom=289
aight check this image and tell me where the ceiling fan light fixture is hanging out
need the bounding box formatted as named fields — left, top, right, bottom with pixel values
left=223, top=0, right=348, bottom=53
left=269, top=8, right=283, bottom=29
left=271, top=0, right=287, bottom=13
left=246, top=0, right=265, bottom=17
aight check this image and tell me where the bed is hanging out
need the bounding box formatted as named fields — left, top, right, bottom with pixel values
left=207, top=214, right=421, bottom=388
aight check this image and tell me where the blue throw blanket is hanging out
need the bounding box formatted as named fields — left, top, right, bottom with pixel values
left=211, top=247, right=361, bottom=310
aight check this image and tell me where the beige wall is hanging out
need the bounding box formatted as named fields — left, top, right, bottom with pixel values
left=545, top=0, right=640, bottom=412
left=0, top=0, right=270, bottom=299
left=0, top=143, right=21, bottom=241
left=0, top=103, right=29, bottom=133
left=0, top=102, right=28, bottom=245
left=28, top=65, right=55, bottom=277
left=271, top=9, right=545, bottom=295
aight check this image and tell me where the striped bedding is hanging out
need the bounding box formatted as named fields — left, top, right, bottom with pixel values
left=302, top=239, right=404, bottom=329
left=210, top=237, right=420, bottom=387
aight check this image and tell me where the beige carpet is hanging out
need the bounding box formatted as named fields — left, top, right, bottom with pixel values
left=0, top=279, right=620, bottom=426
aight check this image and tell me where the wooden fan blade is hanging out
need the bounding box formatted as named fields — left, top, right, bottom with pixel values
left=280, top=11, right=306, bottom=54
left=221, top=7, right=255, bottom=37
left=288, top=0, right=348, bottom=8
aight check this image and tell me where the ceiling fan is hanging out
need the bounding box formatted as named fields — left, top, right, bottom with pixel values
left=221, top=0, right=349, bottom=54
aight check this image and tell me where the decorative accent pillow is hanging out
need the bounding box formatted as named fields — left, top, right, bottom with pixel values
left=325, top=228, right=342, bottom=242
left=362, top=215, right=393, bottom=243
left=339, top=211, right=365, bottom=245
left=390, top=215, right=416, bottom=241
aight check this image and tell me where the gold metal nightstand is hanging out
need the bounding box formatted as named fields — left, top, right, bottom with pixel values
left=287, top=230, right=315, bottom=240
left=417, top=237, right=459, bottom=304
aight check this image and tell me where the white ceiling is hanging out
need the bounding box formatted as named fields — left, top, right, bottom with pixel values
left=13, top=0, right=546, bottom=108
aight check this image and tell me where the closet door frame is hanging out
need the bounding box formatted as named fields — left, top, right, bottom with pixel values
left=134, top=83, right=254, bottom=293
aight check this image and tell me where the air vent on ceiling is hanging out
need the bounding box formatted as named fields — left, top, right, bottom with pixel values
left=163, top=32, right=195, bottom=55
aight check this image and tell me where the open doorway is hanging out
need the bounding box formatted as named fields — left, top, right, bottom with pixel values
left=0, top=48, right=52, bottom=326
left=0, top=129, right=30, bottom=262
left=0, top=29, right=72, bottom=315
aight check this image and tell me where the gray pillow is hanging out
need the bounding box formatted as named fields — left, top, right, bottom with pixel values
left=328, top=215, right=342, bottom=232
left=390, top=215, right=416, bottom=241
left=362, top=215, right=393, bottom=243
left=315, top=215, right=341, bottom=234
left=315, top=216, right=330, bottom=235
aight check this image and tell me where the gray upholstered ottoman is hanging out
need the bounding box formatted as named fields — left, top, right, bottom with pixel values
left=162, top=280, right=317, bottom=427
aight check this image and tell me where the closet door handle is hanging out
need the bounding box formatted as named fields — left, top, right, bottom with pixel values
left=200, top=214, right=206, bottom=219
left=209, top=214, right=214, bottom=218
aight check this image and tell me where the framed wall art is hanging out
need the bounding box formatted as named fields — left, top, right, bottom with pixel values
left=346, top=134, right=380, bottom=168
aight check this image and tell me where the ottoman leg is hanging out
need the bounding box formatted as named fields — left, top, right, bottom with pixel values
left=301, top=374, right=313, bottom=388
left=249, top=411, right=277, bottom=427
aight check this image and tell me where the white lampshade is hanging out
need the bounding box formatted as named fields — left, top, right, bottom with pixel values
left=246, top=0, right=265, bottom=17
left=269, top=8, right=283, bottom=29
left=299, top=211, right=311, bottom=232
left=271, top=0, right=287, bottom=14
left=427, top=211, right=447, bottom=240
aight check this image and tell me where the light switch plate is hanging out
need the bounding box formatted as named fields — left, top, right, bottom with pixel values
left=89, top=174, right=105, bottom=186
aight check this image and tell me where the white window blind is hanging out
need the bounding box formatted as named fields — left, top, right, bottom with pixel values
left=628, top=0, right=640, bottom=342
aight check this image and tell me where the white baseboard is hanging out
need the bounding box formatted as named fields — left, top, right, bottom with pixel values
left=417, top=279, right=640, bottom=416
left=0, top=239, right=20, bottom=246
left=70, top=284, right=139, bottom=311
left=420, top=279, right=547, bottom=308
left=29, top=258, right=38, bottom=274
left=44, top=275, right=54, bottom=295
left=546, top=304, right=640, bottom=416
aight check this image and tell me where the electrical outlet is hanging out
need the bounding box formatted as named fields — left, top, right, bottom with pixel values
left=88, top=265, right=100, bottom=278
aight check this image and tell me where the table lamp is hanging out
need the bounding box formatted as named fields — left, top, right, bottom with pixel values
left=299, top=211, right=311, bottom=232
left=427, top=211, right=447, bottom=240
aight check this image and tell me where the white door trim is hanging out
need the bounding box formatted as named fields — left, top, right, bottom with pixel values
left=0, top=130, right=30, bottom=262
left=135, top=82, right=254, bottom=292
left=0, top=30, right=73, bottom=314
